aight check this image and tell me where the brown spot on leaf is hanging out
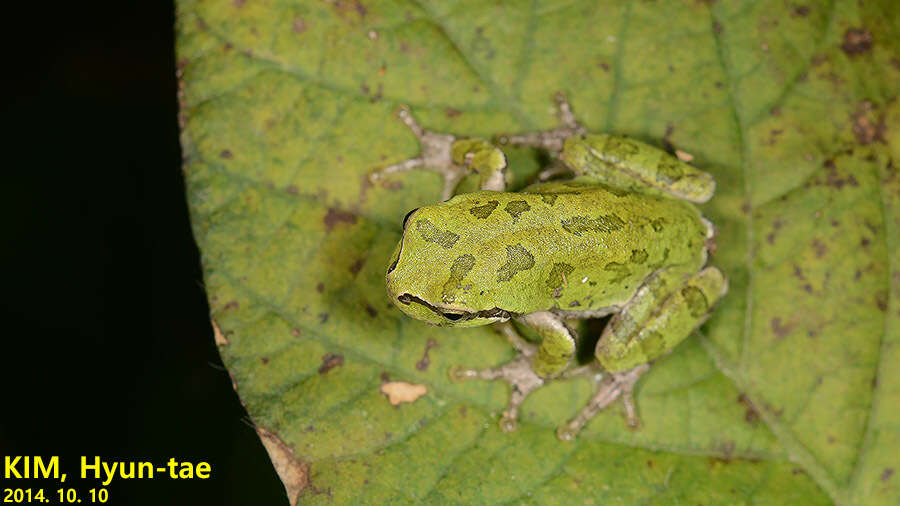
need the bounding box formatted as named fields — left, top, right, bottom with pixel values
left=875, top=291, right=888, bottom=311
left=323, top=207, right=357, bottom=231
left=316, top=282, right=325, bottom=293
left=820, top=159, right=858, bottom=189
left=318, top=353, right=344, bottom=374
left=882, top=468, right=895, bottom=482
left=293, top=17, right=307, bottom=33
left=365, top=304, right=378, bottom=318
left=224, top=300, right=239, bottom=311
left=791, top=5, right=810, bottom=17
left=738, top=394, right=760, bottom=424
left=852, top=101, right=886, bottom=145
left=811, top=239, right=827, bottom=257
left=220, top=149, right=233, bottom=159
left=767, top=219, right=784, bottom=244
left=771, top=317, right=792, bottom=339
left=415, top=339, right=439, bottom=371
left=349, top=258, right=366, bottom=276
left=330, top=0, right=367, bottom=21
left=445, top=108, right=461, bottom=118
left=841, top=28, right=873, bottom=55
left=261, top=357, right=269, bottom=365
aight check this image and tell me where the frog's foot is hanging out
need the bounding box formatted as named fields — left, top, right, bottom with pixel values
left=449, top=323, right=544, bottom=432
left=369, top=106, right=467, bottom=200
left=496, top=92, right=586, bottom=155
left=556, top=363, right=650, bottom=441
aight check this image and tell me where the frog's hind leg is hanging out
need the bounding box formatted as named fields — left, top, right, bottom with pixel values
left=556, top=364, right=649, bottom=441
left=449, top=322, right=545, bottom=432
left=496, top=92, right=586, bottom=156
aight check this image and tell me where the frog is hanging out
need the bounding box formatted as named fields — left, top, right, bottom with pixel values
left=371, top=93, right=727, bottom=440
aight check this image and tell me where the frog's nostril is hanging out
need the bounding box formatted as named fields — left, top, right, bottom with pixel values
left=397, top=293, right=413, bottom=305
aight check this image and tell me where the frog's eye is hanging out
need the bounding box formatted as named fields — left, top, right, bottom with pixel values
left=402, top=208, right=419, bottom=229
left=442, top=312, right=463, bottom=321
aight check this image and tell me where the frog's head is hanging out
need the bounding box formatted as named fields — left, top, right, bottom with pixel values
left=385, top=202, right=515, bottom=328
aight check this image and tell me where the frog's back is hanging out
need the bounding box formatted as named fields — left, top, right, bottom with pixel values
left=404, top=183, right=709, bottom=315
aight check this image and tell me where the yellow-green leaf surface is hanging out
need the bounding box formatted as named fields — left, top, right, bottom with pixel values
left=176, top=0, right=900, bottom=504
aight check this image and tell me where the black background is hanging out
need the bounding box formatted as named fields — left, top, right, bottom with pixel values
left=1, top=2, right=287, bottom=504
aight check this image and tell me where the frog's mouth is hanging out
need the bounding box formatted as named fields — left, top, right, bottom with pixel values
left=396, top=293, right=517, bottom=323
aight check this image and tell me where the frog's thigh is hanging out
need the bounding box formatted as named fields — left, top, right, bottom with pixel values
left=561, top=134, right=715, bottom=203
left=518, top=311, right=576, bottom=378
left=596, top=267, right=727, bottom=372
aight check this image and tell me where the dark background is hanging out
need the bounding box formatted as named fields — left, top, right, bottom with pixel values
left=1, top=2, right=287, bottom=504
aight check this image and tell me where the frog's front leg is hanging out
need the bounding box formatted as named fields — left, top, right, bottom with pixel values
left=496, top=92, right=586, bottom=154
left=369, top=106, right=510, bottom=199
left=449, top=312, right=576, bottom=432
left=557, top=266, right=728, bottom=440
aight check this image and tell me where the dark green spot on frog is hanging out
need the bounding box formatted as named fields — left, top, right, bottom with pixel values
left=416, top=219, right=459, bottom=249
left=497, top=244, right=535, bottom=282
left=470, top=200, right=499, bottom=219
left=504, top=200, right=531, bottom=220
left=442, top=254, right=476, bottom=303
left=561, top=214, right=625, bottom=236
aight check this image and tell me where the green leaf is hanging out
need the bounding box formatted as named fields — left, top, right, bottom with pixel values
left=176, top=0, right=900, bottom=504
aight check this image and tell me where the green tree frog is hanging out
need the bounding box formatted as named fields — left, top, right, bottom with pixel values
left=371, top=93, right=727, bottom=440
